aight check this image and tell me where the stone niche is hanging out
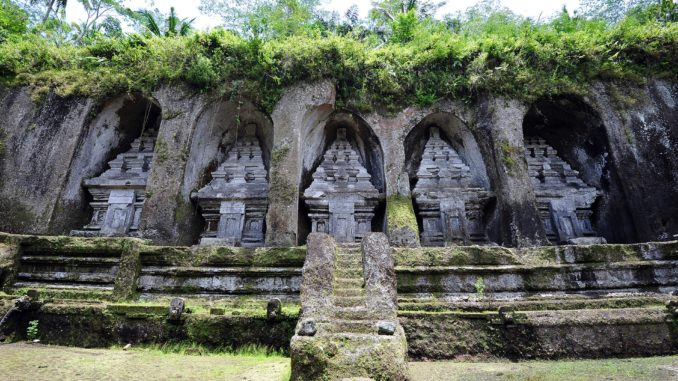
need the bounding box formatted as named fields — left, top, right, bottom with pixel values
left=522, top=95, right=636, bottom=244
left=192, top=123, right=269, bottom=246
left=303, top=127, right=383, bottom=243
left=525, top=137, right=604, bottom=244
left=412, top=127, right=494, bottom=246
left=71, top=132, right=157, bottom=237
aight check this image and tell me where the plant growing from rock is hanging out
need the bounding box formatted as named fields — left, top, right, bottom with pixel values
left=474, top=277, right=486, bottom=299
left=26, top=319, right=39, bottom=341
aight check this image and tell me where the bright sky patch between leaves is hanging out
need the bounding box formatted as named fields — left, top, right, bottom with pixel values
left=65, top=0, right=583, bottom=30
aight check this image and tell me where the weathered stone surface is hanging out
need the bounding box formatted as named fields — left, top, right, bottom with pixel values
left=266, top=80, right=336, bottom=246
left=299, top=233, right=336, bottom=318
left=377, top=321, right=396, bottom=335
left=291, top=234, right=409, bottom=380
left=524, top=137, right=603, bottom=244
left=168, top=298, right=185, bottom=321
left=362, top=233, right=397, bottom=317
left=297, top=319, right=316, bottom=336
left=589, top=81, right=678, bottom=242
left=303, top=128, right=382, bottom=243
left=72, top=134, right=157, bottom=237
left=475, top=97, right=548, bottom=247
left=192, top=123, right=269, bottom=247
left=267, top=298, right=282, bottom=320
left=0, top=88, right=93, bottom=235
left=413, top=127, right=495, bottom=246
left=138, top=86, right=209, bottom=245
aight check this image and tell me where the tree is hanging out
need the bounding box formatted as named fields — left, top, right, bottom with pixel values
left=30, top=0, right=68, bottom=23
left=368, top=0, right=445, bottom=43
left=138, top=6, right=194, bottom=37
left=369, top=0, right=445, bottom=25
left=199, top=0, right=326, bottom=39
left=0, top=0, right=29, bottom=39
left=72, top=0, right=124, bottom=42
left=577, top=0, right=657, bottom=23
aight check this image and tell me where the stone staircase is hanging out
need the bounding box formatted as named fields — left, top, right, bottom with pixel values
left=290, top=234, right=409, bottom=381
left=315, top=243, right=376, bottom=337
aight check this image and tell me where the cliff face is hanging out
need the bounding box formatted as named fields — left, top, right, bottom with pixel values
left=0, top=80, right=676, bottom=246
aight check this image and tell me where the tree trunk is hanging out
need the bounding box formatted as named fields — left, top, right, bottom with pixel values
left=42, top=0, right=57, bottom=23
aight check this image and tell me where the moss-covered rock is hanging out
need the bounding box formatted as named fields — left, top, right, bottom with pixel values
left=386, top=195, right=420, bottom=248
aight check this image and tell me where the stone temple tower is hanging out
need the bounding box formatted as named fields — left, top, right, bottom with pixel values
left=72, top=133, right=156, bottom=237
left=192, top=123, right=269, bottom=246
left=524, top=137, right=604, bottom=244
left=303, top=127, right=382, bottom=243
left=412, top=127, right=494, bottom=246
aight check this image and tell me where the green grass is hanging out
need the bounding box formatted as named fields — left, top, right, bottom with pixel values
left=0, top=343, right=291, bottom=381
left=117, top=342, right=287, bottom=358
left=409, top=356, right=678, bottom=381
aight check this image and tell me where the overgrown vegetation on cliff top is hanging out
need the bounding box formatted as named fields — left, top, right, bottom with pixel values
left=0, top=0, right=676, bottom=112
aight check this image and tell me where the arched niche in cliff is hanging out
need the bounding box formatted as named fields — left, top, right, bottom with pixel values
left=183, top=100, right=273, bottom=246
left=404, top=112, right=498, bottom=246
left=522, top=95, right=636, bottom=244
left=298, top=110, right=386, bottom=244
left=61, top=93, right=161, bottom=236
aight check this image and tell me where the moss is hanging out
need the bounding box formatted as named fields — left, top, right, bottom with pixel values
left=252, top=246, right=306, bottom=267
left=106, top=304, right=168, bottom=315
left=154, top=136, right=169, bottom=164
left=393, top=246, right=520, bottom=267
left=269, top=144, right=297, bottom=205
left=112, top=239, right=143, bottom=300
left=386, top=195, right=419, bottom=236
left=0, top=197, right=35, bottom=233
left=499, top=141, right=522, bottom=173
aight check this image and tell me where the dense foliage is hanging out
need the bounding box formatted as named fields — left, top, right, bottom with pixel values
left=0, top=0, right=676, bottom=112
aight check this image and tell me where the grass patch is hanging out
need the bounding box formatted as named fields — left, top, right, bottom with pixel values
left=409, top=356, right=678, bottom=381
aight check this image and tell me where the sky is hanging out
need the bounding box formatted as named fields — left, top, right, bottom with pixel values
left=65, top=0, right=583, bottom=29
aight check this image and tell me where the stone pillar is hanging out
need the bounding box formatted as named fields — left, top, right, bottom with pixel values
left=298, top=233, right=336, bottom=319
left=266, top=81, right=336, bottom=246
left=361, top=233, right=398, bottom=318
left=139, top=86, right=208, bottom=245
left=475, top=97, right=547, bottom=246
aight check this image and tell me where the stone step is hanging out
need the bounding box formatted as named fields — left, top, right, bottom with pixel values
left=17, top=271, right=117, bottom=284
left=336, top=261, right=363, bottom=270
left=335, top=278, right=363, bottom=288
left=316, top=319, right=377, bottom=335
left=333, top=307, right=380, bottom=320
left=20, top=255, right=120, bottom=266
left=335, top=296, right=366, bottom=307
left=335, top=268, right=363, bottom=278
left=334, top=288, right=365, bottom=297
left=336, top=256, right=362, bottom=265
left=13, top=281, right=114, bottom=291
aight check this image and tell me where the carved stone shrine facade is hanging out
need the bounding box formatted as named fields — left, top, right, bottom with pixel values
left=303, top=128, right=382, bottom=243
left=412, top=127, right=494, bottom=246
left=192, top=124, right=269, bottom=247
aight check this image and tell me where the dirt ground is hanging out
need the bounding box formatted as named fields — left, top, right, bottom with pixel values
left=0, top=343, right=290, bottom=381
left=1, top=343, right=677, bottom=381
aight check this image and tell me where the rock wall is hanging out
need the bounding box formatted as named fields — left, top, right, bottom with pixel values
left=0, top=80, right=676, bottom=246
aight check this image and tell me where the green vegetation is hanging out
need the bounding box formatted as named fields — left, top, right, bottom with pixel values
left=386, top=195, right=419, bottom=236
left=26, top=319, right=38, bottom=340
left=409, top=356, right=678, bottom=381
left=0, top=1, right=675, bottom=112
left=0, top=343, right=291, bottom=381
left=474, top=276, right=485, bottom=298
